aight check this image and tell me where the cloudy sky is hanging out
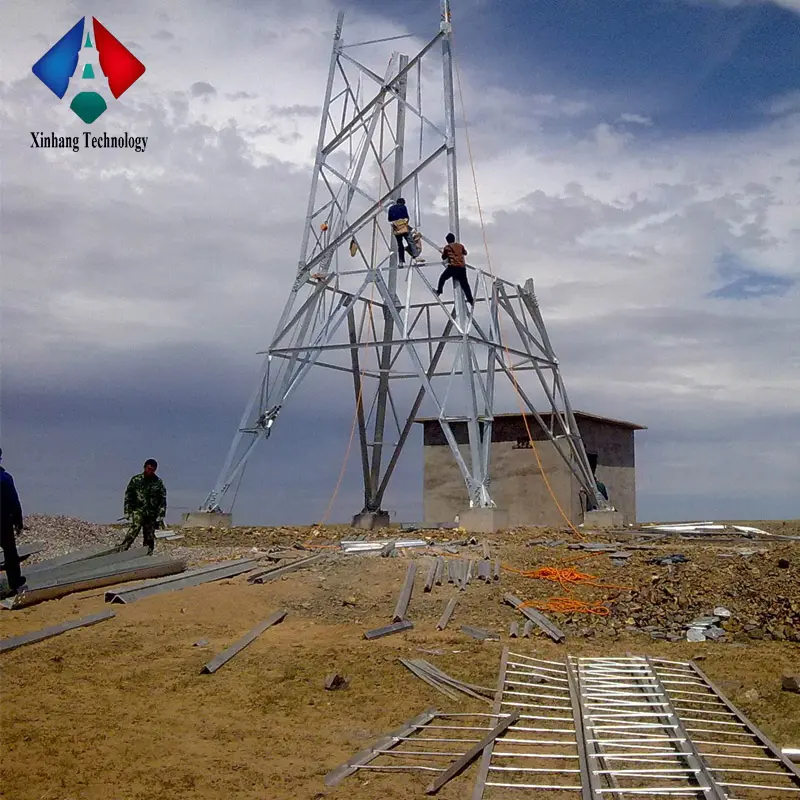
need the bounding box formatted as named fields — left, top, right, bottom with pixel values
left=2, top=0, right=798, bottom=526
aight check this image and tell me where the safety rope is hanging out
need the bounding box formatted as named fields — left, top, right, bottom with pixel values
left=451, top=38, right=582, bottom=538
left=449, top=28, right=638, bottom=617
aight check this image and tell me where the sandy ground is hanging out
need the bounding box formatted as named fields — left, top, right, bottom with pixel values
left=1, top=521, right=799, bottom=800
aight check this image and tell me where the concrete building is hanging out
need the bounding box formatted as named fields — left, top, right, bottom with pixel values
left=417, top=411, right=646, bottom=528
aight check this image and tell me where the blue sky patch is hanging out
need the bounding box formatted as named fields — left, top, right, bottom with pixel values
left=710, top=249, right=794, bottom=299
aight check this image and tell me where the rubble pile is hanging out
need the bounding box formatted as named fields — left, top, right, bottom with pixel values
left=19, top=515, right=121, bottom=561
left=558, top=545, right=800, bottom=643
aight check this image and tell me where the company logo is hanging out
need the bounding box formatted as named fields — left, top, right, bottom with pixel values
left=32, top=17, right=145, bottom=124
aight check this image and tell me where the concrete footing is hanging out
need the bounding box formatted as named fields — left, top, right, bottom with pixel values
left=181, top=511, right=233, bottom=529
left=583, top=509, right=624, bottom=529
left=351, top=510, right=391, bottom=530
left=457, top=507, right=509, bottom=534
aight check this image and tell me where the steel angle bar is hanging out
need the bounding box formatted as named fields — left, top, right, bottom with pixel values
left=392, top=562, right=417, bottom=621
left=399, top=658, right=461, bottom=701
left=200, top=610, right=287, bottom=674
left=0, top=609, right=116, bottom=654
left=565, top=658, right=600, bottom=800
left=437, top=597, right=457, bottom=630
left=105, top=558, right=257, bottom=604
left=472, top=647, right=511, bottom=800
left=6, top=543, right=108, bottom=573
left=341, top=538, right=427, bottom=552
left=434, top=556, right=445, bottom=585
left=504, top=593, right=565, bottom=643
left=461, top=625, right=499, bottom=641
left=424, top=559, right=437, bottom=592
left=2, top=556, right=186, bottom=610
left=426, top=711, right=521, bottom=795
left=685, top=661, right=800, bottom=784
left=0, top=541, right=44, bottom=568
left=0, top=546, right=150, bottom=594
left=248, top=553, right=326, bottom=583
left=364, top=620, right=413, bottom=639
left=416, top=661, right=495, bottom=704
left=17, top=547, right=151, bottom=586
left=324, top=707, right=439, bottom=787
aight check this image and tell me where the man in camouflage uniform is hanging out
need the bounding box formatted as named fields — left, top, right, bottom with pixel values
left=121, top=459, right=167, bottom=555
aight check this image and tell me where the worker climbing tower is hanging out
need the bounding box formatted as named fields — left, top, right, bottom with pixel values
left=198, top=1, right=610, bottom=530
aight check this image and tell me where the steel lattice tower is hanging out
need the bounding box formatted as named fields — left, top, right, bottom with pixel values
left=199, top=1, right=609, bottom=526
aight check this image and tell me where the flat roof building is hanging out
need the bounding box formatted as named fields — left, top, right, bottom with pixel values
left=416, top=411, right=646, bottom=528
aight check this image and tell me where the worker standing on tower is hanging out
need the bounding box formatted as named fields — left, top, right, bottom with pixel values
left=120, top=459, right=167, bottom=555
left=387, top=197, right=416, bottom=266
left=436, top=233, right=474, bottom=305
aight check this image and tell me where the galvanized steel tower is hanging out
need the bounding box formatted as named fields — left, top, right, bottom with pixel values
left=198, top=1, right=609, bottom=528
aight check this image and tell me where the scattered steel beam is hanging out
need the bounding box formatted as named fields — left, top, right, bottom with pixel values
left=509, top=621, right=519, bottom=638
left=380, top=541, right=396, bottom=557
left=688, top=660, right=800, bottom=783
left=1, top=546, right=150, bottom=594
left=503, top=593, right=565, bottom=643
left=482, top=541, right=490, bottom=560
left=522, top=619, right=533, bottom=638
left=200, top=609, right=287, bottom=674
left=437, top=597, right=457, bottom=630
left=413, top=660, right=495, bottom=704
left=399, top=658, right=460, bottom=701
left=105, top=558, right=256, bottom=604
left=0, top=609, right=115, bottom=654
left=0, top=541, right=44, bottom=569
left=247, top=553, right=325, bottom=583
left=2, top=556, right=186, bottom=610
left=425, top=710, right=521, bottom=794
left=434, top=556, right=445, bottom=585
left=392, top=562, right=417, bottom=621
left=493, top=559, right=500, bottom=581
left=324, top=707, right=439, bottom=787
left=423, top=559, right=437, bottom=592
left=461, top=625, right=499, bottom=641
left=364, top=620, right=413, bottom=640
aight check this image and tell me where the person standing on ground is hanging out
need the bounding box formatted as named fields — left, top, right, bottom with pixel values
left=121, top=459, right=167, bottom=555
left=387, top=197, right=415, bottom=265
left=436, top=233, right=474, bottom=305
left=0, top=448, right=27, bottom=595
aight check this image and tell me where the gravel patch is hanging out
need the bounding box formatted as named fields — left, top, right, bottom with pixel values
left=18, top=515, right=122, bottom=563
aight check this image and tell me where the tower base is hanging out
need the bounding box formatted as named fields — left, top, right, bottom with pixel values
left=457, top=507, right=508, bottom=534
left=351, top=510, right=391, bottom=530
left=583, top=510, right=624, bottom=530
left=182, top=511, right=233, bottom=529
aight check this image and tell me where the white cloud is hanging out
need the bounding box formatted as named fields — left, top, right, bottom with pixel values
left=1, top=0, right=799, bottom=522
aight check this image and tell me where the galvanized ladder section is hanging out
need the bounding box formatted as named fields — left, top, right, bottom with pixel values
left=572, top=655, right=727, bottom=798
left=472, top=647, right=583, bottom=797
left=473, top=651, right=800, bottom=799
left=326, top=709, right=519, bottom=783
left=650, top=657, right=800, bottom=799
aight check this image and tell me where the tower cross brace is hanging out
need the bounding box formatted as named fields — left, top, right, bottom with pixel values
left=200, top=1, right=610, bottom=525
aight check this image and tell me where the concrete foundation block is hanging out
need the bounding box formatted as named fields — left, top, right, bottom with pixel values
left=181, top=511, right=233, bottom=529
left=351, top=510, right=391, bottom=530
left=457, top=507, right=509, bottom=534
left=583, top=510, right=624, bottom=529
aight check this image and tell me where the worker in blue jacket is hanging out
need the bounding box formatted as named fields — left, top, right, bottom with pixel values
left=387, top=197, right=415, bottom=265
left=0, top=448, right=27, bottom=595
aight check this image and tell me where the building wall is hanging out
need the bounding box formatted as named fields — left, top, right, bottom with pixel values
left=421, top=415, right=637, bottom=527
